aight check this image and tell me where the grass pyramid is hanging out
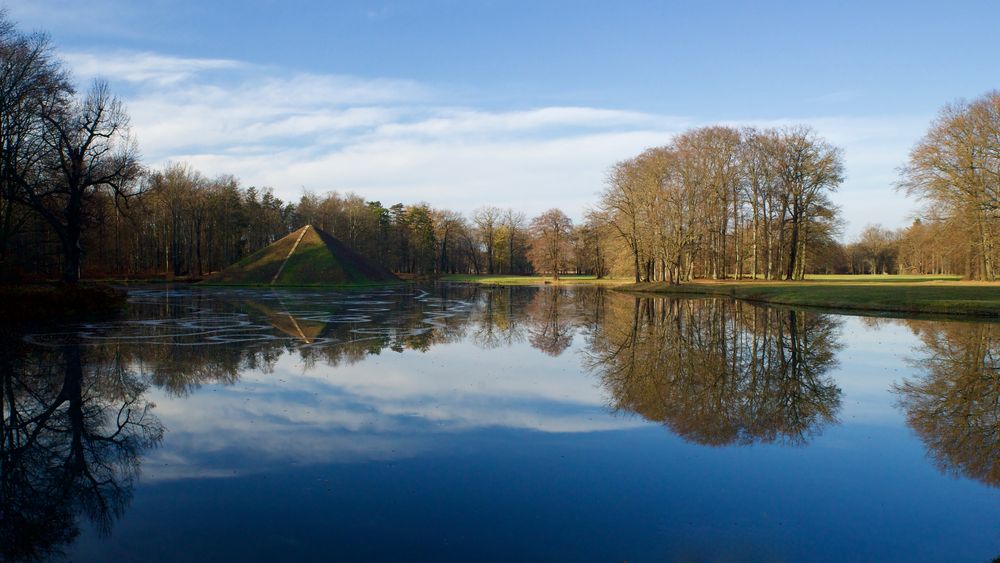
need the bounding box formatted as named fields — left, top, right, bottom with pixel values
left=207, top=225, right=398, bottom=285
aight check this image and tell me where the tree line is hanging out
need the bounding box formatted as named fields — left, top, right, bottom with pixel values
left=836, top=220, right=962, bottom=276
left=1, top=151, right=611, bottom=282
left=2, top=158, right=550, bottom=280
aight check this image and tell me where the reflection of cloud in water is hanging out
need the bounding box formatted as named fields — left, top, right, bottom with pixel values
left=145, top=339, right=641, bottom=481
left=36, top=286, right=636, bottom=480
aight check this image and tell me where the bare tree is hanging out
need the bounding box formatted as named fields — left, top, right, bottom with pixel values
left=572, top=211, right=610, bottom=277
left=674, top=126, right=742, bottom=279
left=0, top=13, right=68, bottom=276
left=773, top=126, right=844, bottom=280
left=900, top=91, right=1000, bottom=280
left=433, top=208, right=467, bottom=274
left=473, top=205, right=502, bottom=274
left=13, top=80, right=141, bottom=282
left=528, top=208, right=573, bottom=280
left=739, top=127, right=780, bottom=279
left=502, top=208, right=527, bottom=274
left=600, top=158, right=645, bottom=282
left=851, top=224, right=901, bottom=274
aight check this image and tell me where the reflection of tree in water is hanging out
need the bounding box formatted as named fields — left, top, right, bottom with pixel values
left=524, top=288, right=577, bottom=356
left=129, top=343, right=246, bottom=396
left=0, top=337, right=163, bottom=562
left=469, top=286, right=531, bottom=349
left=895, top=321, right=1000, bottom=487
left=295, top=287, right=474, bottom=368
left=586, top=295, right=843, bottom=446
left=119, top=286, right=594, bottom=379
left=97, top=286, right=484, bottom=395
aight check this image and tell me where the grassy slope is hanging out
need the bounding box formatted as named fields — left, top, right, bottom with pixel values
left=205, top=226, right=399, bottom=286
left=311, top=227, right=397, bottom=282
left=620, top=275, right=1000, bottom=317
left=206, top=230, right=298, bottom=284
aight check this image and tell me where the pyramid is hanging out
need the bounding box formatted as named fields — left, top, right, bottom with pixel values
left=206, top=225, right=398, bottom=285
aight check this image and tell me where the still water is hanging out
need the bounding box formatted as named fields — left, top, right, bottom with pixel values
left=2, top=284, right=998, bottom=561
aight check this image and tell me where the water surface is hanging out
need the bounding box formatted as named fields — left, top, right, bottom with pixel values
left=2, top=285, right=998, bottom=561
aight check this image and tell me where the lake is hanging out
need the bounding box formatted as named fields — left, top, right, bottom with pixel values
left=2, top=284, right=998, bottom=562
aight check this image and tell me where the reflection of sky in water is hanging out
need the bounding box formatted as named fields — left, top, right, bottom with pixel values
left=144, top=338, right=642, bottom=481
left=829, top=318, right=916, bottom=425
left=14, top=286, right=999, bottom=561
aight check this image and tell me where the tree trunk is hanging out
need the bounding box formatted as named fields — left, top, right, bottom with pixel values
left=797, top=232, right=807, bottom=280
left=633, top=247, right=640, bottom=283
left=61, top=197, right=84, bottom=283
left=62, top=233, right=82, bottom=283
left=979, top=215, right=995, bottom=280
left=785, top=209, right=800, bottom=281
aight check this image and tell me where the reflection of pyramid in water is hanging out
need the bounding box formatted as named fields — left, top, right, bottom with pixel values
left=244, top=299, right=328, bottom=343
left=269, top=313, right=326, bottom=343
left=208, top=225, right=398, bottom=285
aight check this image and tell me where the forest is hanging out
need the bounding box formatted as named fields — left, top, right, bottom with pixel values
left=1, top=13, right=998, bottom=284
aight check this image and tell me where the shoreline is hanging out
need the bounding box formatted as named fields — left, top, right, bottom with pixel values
left=13, top=276, right=998, bottom=322
left=439, top=273, right=1000, bottom=318
left=0, top=284, right=129, bottom=324
left=440, top=274, right=625, bottom=286
left=616, top=280, right=1000, bottom=318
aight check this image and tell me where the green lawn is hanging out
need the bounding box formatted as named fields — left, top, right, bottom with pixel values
left=621, top=277, right=1000, bottom=317
left=804, top=274, right=963, bottom=283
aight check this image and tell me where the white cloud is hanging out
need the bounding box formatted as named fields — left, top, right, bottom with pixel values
left=61, top=48, right=928, bottom=237
left=372, top=106, right=683, bottom=138
left=63, top=51, right=246, bottom=86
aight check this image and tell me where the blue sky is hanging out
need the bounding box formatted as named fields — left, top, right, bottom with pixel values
left=10, top=0, right=1000, bottom=238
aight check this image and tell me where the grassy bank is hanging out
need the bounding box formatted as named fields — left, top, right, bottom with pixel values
left=804, top=274, right=963, bottom=283
left=619, top=275, right=1000, bottom=317
left=441, top=274, right=627, bottom=286
left=0, top=284, right=128, bottom=323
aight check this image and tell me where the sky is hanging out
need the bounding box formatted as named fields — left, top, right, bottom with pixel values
left=9, top=0, right=1000, bottom=239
